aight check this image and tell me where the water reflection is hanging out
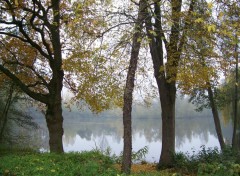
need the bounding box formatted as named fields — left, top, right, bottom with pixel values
left=30, top=104, right=233, bottom=162
left=60, top=116, right=232, bottom=162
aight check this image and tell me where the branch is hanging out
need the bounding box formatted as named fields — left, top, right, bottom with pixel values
left=130, top=0, right=139, bottom=6
left=29, top=11, right=53, bottom=58
left=178, top=0, right=195, bottom=55
left=1, top=1, right=53, bottom=61
left=17, top=19, right=53, bottom=60
left=154, top=1, right=169, bottom=52
left=0, top=40, right=49, bottom=87
left=145, top=0, right=165, bottom=80
left=98, top=22, right=135, bottom=38
left=0, top=65, right=49, bottom=104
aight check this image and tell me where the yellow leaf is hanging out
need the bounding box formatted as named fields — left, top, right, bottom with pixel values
left=207, top=2, right=213, bottom=9
left=15, top=0, right=19, bottom=6
left=218, top=12, right=224, bottom=20
left=137, top=37, right=142, bottom=42
left=207, top=24, right=216, bottom=32
left=195, top=18, right=204, bottom=23
left=149, top=30, right=157, bottom=36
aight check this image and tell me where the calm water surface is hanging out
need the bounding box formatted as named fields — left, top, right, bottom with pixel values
left=32, top=101, right=232, bottom=163
left=58, top=117, right=232, bottom=163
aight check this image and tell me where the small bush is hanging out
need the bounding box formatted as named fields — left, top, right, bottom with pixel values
left=112, top=146, right=149, bottom=164
left=196, top=146, right=220, bottom=163
left=172, top=152, right=198, bottom=174
left=172, top=145, right=240, bottom=175
left=198, top=162, right=240, bottom=176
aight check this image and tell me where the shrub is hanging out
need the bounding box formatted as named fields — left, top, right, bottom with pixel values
left=198, top=162, right=240, bottom=176
left=172, top=145, right=240, bottom=175
left=111, top=146, right=149, bottom=164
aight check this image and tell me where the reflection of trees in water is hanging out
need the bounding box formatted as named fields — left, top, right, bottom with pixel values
left=133, top=117, right=215, bottom=148
left=63, top=120, right=123, bottom=145
left=31, top=105, right=233, bottom=151
left=98, top=135, right=109, bottom=151
left=78, top=129, right=92, bottom=141
left=221, top=102, right=239, bottom=141
left=133, top=118, right=161, bottom=143
left=175, top=118, right=214, bottom=148
left=33, top=122, right=49, bottom=151
left=61, top=116, right=232, bottom=149
left=13, top=121, right=49, bottom=151
left=63, top=133, right=76, bottom=146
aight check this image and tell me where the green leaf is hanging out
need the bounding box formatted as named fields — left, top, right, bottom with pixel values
left=149, top=30, right=157, bottom=36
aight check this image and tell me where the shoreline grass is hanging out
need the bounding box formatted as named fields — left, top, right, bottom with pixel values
left=0, top=146, right=240, bottom=176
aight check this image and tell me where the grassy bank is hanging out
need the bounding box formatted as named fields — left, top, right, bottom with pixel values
left=0, top=150, right=116, bottom=176
left=0, top=146, right=240, bottom=176
left=0, top=148, right=179, bottom=176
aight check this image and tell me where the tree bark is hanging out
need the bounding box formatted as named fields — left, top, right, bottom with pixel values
left=144, top=0, right=194, bottom=167
left=207, top=83, right=225, bottom=150
left=46, top=0, right=64, bottom=153
left=158, top=82, right=176, bottom=168
left=46, top=101, right=64, bottom=153
left=232, top=40, right=239, bottom=151
left=146, top=26, right=177, bottom=168
left=121, top=0, right=146, bottom=174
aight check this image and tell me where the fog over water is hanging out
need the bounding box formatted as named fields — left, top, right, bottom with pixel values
left=31, top=98, right=233, bottom=162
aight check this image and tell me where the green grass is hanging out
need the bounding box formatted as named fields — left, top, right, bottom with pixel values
left=0, top=151, right=117, bottom=176
left=0, top=149, right=182, bottom=176
left=1, top=146, right=240, bottom=176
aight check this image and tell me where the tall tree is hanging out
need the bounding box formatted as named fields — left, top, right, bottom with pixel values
left=144, top=0, right=195, bottom=167
left=0, top=0, right=65, bottom=153
left=178, top=0, right=226, bottom=150
left=121, top=0, right=146, bottom=174
left=232, top=40, right=239, bottom=150
left=215, top=0, right=240, bottom=150
left=219, top=69, right=240, bottom=146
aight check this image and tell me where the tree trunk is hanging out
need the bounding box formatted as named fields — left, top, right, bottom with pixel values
left=46, top=67, right=64, bottom=153
left=46, top=0, right=64, bottom=153
left=122, top=0, right=146, bottom=174
left=232, top=40, right=239, bottom=151
left=157, top=81, right=176, bottom=168
left=207, top=83, right=225, bottom=150
left=46, top=99, right=64, bottom=153
left=143, top=0, right=194, bottom=167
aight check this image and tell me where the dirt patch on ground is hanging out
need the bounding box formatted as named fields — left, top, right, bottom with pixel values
left=114, top=164, right=196, bottom=175
left=115, top=163, right=161, bottom=173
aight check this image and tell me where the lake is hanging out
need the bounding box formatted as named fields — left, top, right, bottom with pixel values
left=34, top=108, right=233, bottom=163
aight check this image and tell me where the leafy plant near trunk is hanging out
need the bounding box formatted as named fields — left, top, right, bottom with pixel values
left=113, top=146, right=149, bottom=164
